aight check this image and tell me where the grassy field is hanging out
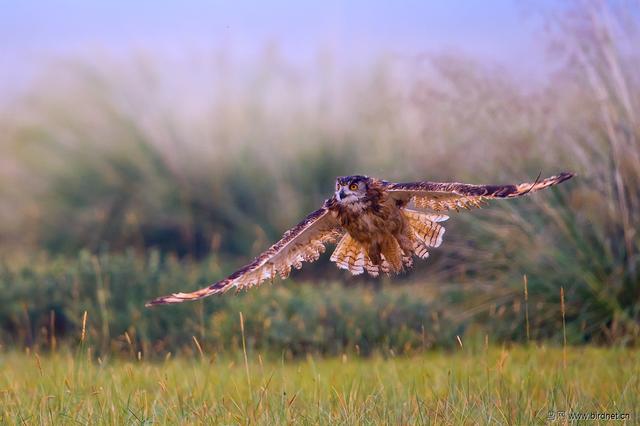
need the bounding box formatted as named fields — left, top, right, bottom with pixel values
left=1, top=346, right=637, bottom=425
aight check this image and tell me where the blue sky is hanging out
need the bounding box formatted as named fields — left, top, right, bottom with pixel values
left=0, top=1, right=558, bottom=98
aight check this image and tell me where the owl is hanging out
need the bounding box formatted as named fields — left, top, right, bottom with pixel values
left=146, top=172, right=573, bottom=306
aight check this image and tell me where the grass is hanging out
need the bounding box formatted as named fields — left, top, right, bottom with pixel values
left=0, top=346, right=637, bottom=424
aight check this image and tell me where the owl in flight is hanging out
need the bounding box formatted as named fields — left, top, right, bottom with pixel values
left=147, top=172, right=573, bottom=306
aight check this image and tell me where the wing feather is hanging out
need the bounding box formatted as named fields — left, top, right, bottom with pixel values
left=146, top=205, right=343, bottom=306
left=387, top=172, right=574, bottom=211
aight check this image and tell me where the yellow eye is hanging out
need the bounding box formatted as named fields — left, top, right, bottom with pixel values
left=349, top=183, right=358, bottom=191
left=336, top=183, right=341, bottom=190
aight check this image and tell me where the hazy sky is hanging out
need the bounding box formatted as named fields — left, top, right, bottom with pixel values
left=0, top=1, right=559, bottom=98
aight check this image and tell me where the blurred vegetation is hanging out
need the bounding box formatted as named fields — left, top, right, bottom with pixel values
left=0, top=249, right=628, bottom=357
left=0, top=250, right=509, bottom=357
left=0, top=1, right=638, bottom=351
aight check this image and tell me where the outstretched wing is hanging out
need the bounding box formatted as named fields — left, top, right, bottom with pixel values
left=386, top=172, right=574, bottom=211
left=146, top=205, right=343, bottom=306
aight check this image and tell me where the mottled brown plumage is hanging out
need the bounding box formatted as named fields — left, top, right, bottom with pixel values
left=146, top=172, right=573, bottom=306
left=327, top=177, right=413, bottom=273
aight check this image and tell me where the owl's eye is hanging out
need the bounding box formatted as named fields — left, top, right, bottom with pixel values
left=336, top=183, right=341, bottom=190
left=349, top=183, right=358, bottom=191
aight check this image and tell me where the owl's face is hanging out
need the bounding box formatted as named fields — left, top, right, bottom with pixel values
left=335, top=175, right=369, bottom=204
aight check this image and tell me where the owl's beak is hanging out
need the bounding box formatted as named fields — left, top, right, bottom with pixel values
left=338, top=189, right=347, bottom=200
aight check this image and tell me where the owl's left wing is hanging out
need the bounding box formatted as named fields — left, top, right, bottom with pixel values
left=386, top=172, right=574, bottom=211
left=146, top=205, right=343, bottom=306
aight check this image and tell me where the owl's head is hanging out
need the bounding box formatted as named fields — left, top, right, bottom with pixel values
left=335, top=175, right=370, bottom=204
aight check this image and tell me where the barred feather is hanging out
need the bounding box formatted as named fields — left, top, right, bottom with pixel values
left=387, top=172, right=574, bottom=212
left=330, top=234, right=366, bottom=275
left=330, top=234, right=402, bottom=277
left=147, top=206, right=343, bottom=306
left=331, top=233, right=416, bottom=277
left=404, top=208, right=448, bottom=259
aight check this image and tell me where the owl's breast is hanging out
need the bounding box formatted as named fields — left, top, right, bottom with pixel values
left=335, top=199, right=403, bottom=244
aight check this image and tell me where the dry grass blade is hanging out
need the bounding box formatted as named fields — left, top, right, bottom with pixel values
left=240, top=312, right=252, bottom=393
left=80, top=311, right=88, bottom=343
left=561, top=286, right=567, bottom=370
left=523, top=275, right=530, bottom=344
left=192, top=336, right=205, bottom=359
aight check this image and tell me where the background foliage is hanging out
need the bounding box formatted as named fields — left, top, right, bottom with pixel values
left=1, top=250, right=578, bottom=357
left=0, top=2, right=638, bottom=354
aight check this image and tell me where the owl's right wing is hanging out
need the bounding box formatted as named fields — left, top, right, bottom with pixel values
left=146, top=204, right=343, bottom=306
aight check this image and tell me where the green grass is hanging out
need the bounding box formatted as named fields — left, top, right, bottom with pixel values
left=1, top=346, right=637, bottom=424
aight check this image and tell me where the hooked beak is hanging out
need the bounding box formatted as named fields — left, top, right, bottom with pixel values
left=338, top=189, right=347, bottom=200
